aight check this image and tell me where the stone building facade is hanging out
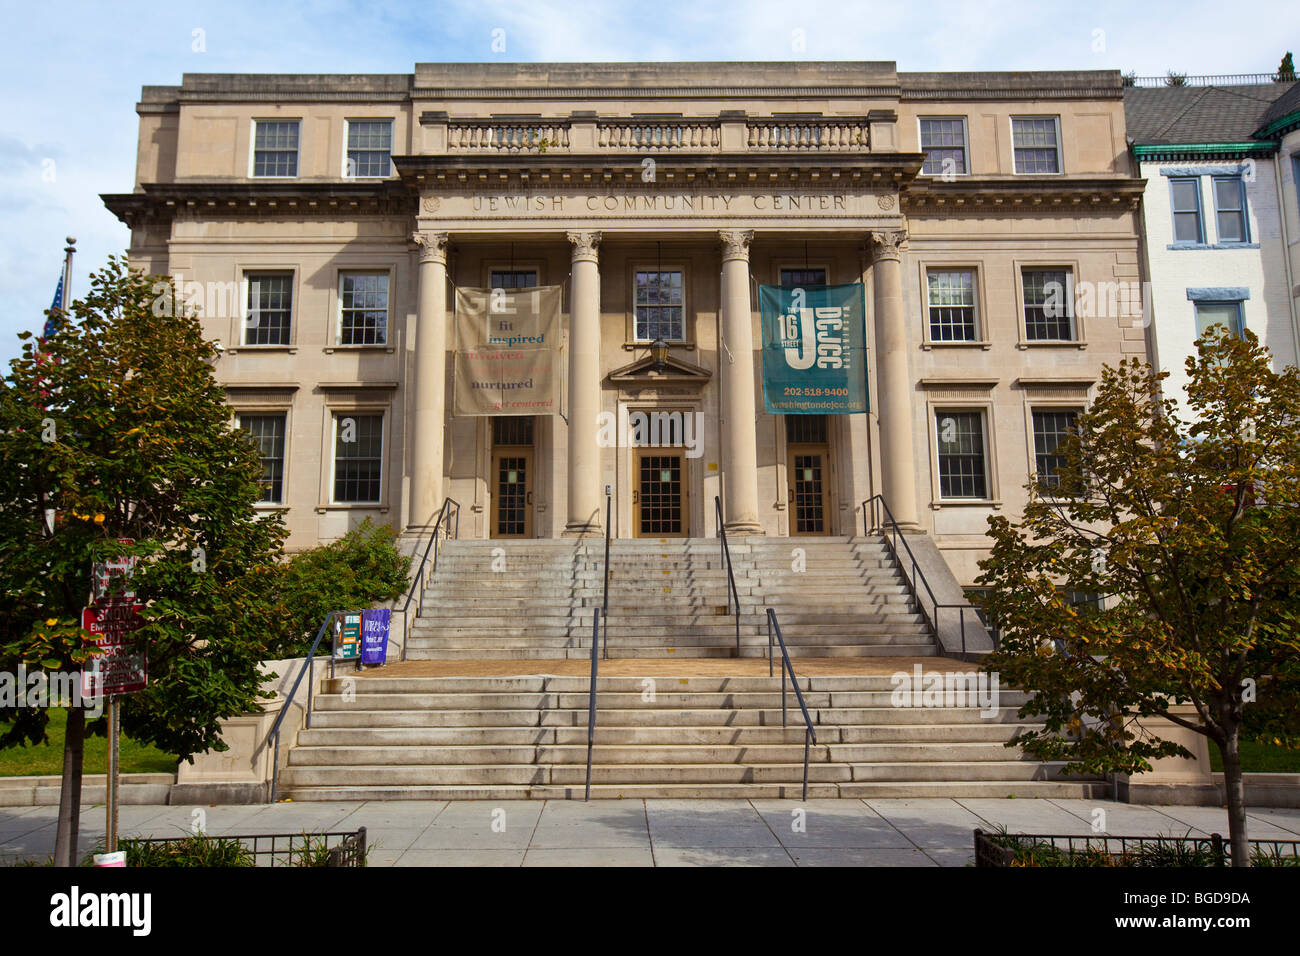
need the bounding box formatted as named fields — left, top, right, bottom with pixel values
left=103, top=62, right=1146, bottom=591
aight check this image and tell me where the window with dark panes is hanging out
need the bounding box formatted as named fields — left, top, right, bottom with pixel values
left=333, top=413, right=383, bottom=503
left=489, top=270, right=539, bottom=290
left=1011, top=117, right=1060, bottom=174
left=1022, top=268, right=1074, bottom=340
left=1213, top=176, right=1248, bottom=243
left=339, top=273, right=389, bottom=345
left=936, top=410, right=988, bottom=499
left=244, top=272, right=293, bottom=345
left=779, top=267, right=827, bottom=287
left=1032, top=409, right=1079, bottom=491
left=1169, top=177, right=1204, bottom=243
left=346, top=120, right=392, bottom=178
left=634, top=269, right=684, bottom=341
left=926, top=269, right=978, bottom=341
left=919, top=117, right=968, bottom=175
left=237, top=413, right=286, bottom=504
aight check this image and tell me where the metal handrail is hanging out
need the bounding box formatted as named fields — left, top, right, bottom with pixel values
left=601, top=492, right=611, bottom=658
left=714, top=495, right=742, bottom=656
left=584, top=607, right=602, bottom=800
left=861, top=495, right=979, bottom=657
left=399, top=497, right=461, bottom=661
left=765, top=608, right=817, bottom=801
left=266, top=609, right=344, bottom=803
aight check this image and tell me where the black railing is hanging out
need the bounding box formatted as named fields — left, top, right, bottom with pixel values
left=266, top=609, right=343, bottom=803
left=399, top=497, right=461, bottom=661
left=765, top=608, right=817, bottom=801
left=974, top=828, right=1300, bottom=868
left=601, top=491, right=611, bottom=656
left=862, top=495, right=980, bottom=658
left=584, top=607, right=602, bottom=800
left=120, top=828, right=368, bottom=867
left=714, top=495, right=742, bottom=656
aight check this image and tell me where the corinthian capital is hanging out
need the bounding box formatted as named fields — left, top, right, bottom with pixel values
left=869, top=230, right=907, bottom=262
left=719, top=229, right=754, bottom=263
left=567, top=230, right=602, bottom=262
left=413, top=231, right=449, bottom=264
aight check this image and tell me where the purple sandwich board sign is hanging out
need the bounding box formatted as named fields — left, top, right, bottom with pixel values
left=360, top=609, right=391, bottom=665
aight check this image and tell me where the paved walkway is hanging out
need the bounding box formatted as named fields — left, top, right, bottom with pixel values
left=3, top=799, right=1298, bottom=866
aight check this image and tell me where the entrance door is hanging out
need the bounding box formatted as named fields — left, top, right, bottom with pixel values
left=634, top=450, right=688, bottom=537
left=786, top=415, right=832, bottom=535
left=491, top=417, right=534, bottom=538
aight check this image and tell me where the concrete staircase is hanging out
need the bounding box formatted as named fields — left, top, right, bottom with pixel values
left=280, top=674, right=1108, bottom=800
left=406, top=536, right=937, bottom=659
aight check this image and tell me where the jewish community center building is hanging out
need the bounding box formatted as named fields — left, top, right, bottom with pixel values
left=103, top=61, right=1148, bottom=591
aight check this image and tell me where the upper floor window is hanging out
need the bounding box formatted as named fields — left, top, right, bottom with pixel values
left=345, top=120, right=393, bottom=178
left=926, top=269, right=978, bottom=341
left=935, top=410, right=989, bottom=499
left=489, top=269, right=539, bottom=290
left=333, top=412, right=384, bottom=504
left=1011, top=116, right=1061, bottom=174
left=1212, top=176, right=1249, bottom=243
left=244, top=272, right=292, bottom=346
left=1195, top=300, right=1245, bottom=341
left=919, top=117, right=968, bottom=176
left=1022, top=268, right=1075, bottom=341
left=252, top=120, right=299, bottom=178
left=779, top=267, right=827, bottom=287
left=1169, top=177, right=1204, bottom=243
left=1032, top=409, right=1079, bottom=492
left=634, top=269, right=684, bottom=342
left=237, top=413, right=286, bottom=504
left=338, top=273, right=389, bottom=346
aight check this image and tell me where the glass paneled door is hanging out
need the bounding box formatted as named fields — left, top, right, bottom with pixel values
left=491, top=417, right=534, bottom=538
left=787, top=415, right=831, bottom=534
left=634, top=450, right=688, bottom=537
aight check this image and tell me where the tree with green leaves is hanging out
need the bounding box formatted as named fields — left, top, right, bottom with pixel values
left=1276, top=51, right=1296, bottom=83
left=975, top=327, right=1300, bottom=867
left=0, top=258, right=287, bottom=866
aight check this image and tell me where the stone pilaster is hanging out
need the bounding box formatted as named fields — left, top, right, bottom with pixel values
left=869, top=229, right=920, bottom=529
left=409, top=231, right=449, bottom=529
left=565, top=230, right=603, bottom=535
left=718, top=229, right=762, bottom=534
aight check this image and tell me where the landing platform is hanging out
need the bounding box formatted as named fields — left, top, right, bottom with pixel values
left=358, top=656, right=975, bottom=678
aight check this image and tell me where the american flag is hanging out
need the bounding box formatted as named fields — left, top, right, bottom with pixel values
left=43, top=272, right=65, bottom=339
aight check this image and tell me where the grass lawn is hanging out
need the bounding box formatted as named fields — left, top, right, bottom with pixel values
left=1208, top=739, right=1300, bottom=773
left=0, top=708, right=178, bottom=777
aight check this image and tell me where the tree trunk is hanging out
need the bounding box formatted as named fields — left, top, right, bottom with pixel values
left=1220, top=726, right=1250, bottom=867
left=52, top=706, right=85, bottom=867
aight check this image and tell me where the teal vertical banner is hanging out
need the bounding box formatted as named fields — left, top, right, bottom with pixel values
left=759, top=283, right=868, bottom=414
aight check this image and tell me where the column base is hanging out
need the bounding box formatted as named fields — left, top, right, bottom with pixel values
left=562, top=523, right=603, bottom=538
left=723, top=521, right=764, bottom=536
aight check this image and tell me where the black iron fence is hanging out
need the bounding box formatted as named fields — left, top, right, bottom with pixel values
left=975, top=828, right=1300, bottom=867
left=119, top=828, right=368, bottom=867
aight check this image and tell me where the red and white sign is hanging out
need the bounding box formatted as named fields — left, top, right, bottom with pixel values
left=80, top=603, right=147, bottom=697
left=92, top=539, right=137, bottom=603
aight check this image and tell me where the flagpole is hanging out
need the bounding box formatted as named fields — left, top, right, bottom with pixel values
left=61, top=237, right=76, bottom=310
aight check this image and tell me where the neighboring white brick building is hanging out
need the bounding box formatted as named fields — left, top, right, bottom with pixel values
left=1126, top=81, right=1300, bottom=413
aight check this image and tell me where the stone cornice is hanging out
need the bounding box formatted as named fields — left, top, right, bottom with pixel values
left=101, top=181, right=414, bottom=227
left=902, top=176, right=1145, bottom=211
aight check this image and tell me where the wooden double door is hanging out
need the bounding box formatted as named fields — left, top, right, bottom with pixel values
left=633, top=449, right=689, bottom=537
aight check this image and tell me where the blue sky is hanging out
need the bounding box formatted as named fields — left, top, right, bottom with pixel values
left=2, top=0, right=1297, bottom=363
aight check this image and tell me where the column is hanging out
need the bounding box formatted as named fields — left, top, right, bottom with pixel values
left=409, top=231, right=449, bottom=529
left=719, top=229, right=762, bottom=534
left=565, top=230, right=602, bottom=535
left=869, top=229, right=920, bottom=529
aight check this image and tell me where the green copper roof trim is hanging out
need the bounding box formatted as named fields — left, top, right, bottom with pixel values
left=1133, top=142, right=1276, bottom=160
left=1254, top=110, right=1300, bottom=140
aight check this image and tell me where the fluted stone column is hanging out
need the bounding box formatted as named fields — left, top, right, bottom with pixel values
left=565, top=230, right=602, bottom=535
left=409, top=231, right=449, bottom=529
left=719, top=229, right=762, bottom=534
left=870, top=229, right=920, bottom=529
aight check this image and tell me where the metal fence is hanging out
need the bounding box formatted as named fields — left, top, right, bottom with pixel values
left=120, top=828, right=368, bottom=868
left=974, top=828, right=1300, bottom=867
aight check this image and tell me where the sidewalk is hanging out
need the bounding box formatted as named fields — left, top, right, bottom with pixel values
left=5, top=798, right=1299, bottom=866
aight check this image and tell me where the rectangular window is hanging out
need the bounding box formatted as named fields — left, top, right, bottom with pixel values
left=333, top=413, right=383, bottom=504
left=252, top=120, right=299, bottom=178
left=779, top=267, right=827, bottom=287
left=926, top=269, right=978, bottom=341
left=1022, top=269, right=1074, bottom=341
left=345, top=120, right=392, bottom=178
left=936, top=410, right=988, bottom=499
left=1170, top=177, right=1204, bottom=243
left=1011, top=117, right=1061, bottom=174
left=919, top=117, right=968, bottom=175
left=634, top=269, right=684, bottom=342
left=1194, top=301, right=1245, bottom=340
left=338, top=273, right=389, bottom=346
left=1212, top=176, right=1248, bottom=243
left=1032, top=409, right=1079, bottom=491
left=244, top=272, right=292, bottom=346
left=237, top=414, right=286, bottom=504
left=489, top=269, right=539, bottom=290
